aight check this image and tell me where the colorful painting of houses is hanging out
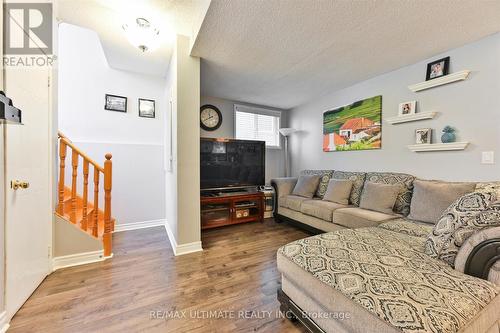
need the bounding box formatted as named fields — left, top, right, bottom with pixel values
left=323, top=95, right=382, bottom=151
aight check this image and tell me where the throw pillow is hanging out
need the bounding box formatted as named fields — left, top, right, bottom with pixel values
left=322, top=179, right=353, bottom=205
left=359, top=182, right=402, bottom=215
left=292, top=175, right=321, bottom=198
left=408, top=180, right=476, bottom=224
left=300, top=170, right=334, bottom=198
left=424, top=191, right=498, bottom=267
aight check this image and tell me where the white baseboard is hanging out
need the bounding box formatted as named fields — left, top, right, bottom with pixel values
left=0, top=311, right=9, bottom=333
left=176, top=241, right=203, bottom=255
left=114, top=219, right=166, bottom=232
left=164, top=222, right=203, bottom=256
left=52, top=250, right=106, bottom=271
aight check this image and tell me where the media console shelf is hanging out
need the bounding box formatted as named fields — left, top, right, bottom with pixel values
left=201, top=191, right=264, bottom=229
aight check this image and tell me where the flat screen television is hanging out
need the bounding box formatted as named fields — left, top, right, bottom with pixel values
left=200, top=138, right=265, bottom=190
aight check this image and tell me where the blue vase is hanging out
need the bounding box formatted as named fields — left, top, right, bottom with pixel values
left=441, top=132, right=456, bottom=143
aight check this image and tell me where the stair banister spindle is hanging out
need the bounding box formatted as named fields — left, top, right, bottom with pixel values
left=70, top=150, right=79, bottom=223
left=58, top=141, right=67, bottom=214
left=57, top=132, right=114, bottom=257
left=93, top=166, right=99, bottom=237
left=81, top=160, right=89, bottom=231
left=103, top=153, right=112, bottom=257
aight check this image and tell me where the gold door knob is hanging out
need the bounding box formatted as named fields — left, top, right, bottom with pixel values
left=11, top=180, right=29, bottom=190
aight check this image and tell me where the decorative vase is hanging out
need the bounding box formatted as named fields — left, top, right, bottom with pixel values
left=441, top=126, right=456, bottom=143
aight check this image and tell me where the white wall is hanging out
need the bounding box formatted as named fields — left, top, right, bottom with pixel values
left=58, top=23, right=166, bottom=225
left=200, top=96, right=287, bottom=183
left=289, top=33, right=500, bottom=182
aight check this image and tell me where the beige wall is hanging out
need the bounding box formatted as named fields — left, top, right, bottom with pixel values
left=165, top=35, right=202, bottom=251
left=54, top=216, right=102, bottom=257
left=176, top=35, right=201, bottom=245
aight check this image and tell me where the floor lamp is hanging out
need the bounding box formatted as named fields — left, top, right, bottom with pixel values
left=279, top=128, right=297, bottom=177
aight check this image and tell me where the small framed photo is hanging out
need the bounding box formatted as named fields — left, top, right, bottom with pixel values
left=415, top=128, right=432, bottom=144
left=398, top=101, right=416, bottom=116
left=105, top=94, right=127, bottom=112
left=426, top=56, right=450, bottom=81
left=139, top=98, right=155, bottom=118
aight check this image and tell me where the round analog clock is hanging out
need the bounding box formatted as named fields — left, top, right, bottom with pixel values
left=200, top=104, right=222, bottom=131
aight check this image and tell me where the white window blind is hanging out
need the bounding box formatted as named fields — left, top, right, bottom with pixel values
left=234, top=105, right=281, bottom=148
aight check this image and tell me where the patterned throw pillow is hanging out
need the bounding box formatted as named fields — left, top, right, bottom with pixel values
left=424, top=191, right=499, bottom=267
left=365, top=172, right=415, bottom=216
left=476, top=181, right=500, bottom=198
left=300, top=170, right=333, bottom=198
left=331, top=171, right=366, bottom=206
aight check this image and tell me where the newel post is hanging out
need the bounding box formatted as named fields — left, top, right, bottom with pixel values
left=103, top=153, right=113, bottom=257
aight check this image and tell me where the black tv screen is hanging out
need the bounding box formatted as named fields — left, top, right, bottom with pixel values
left=200, top=138, right=265, bottom=189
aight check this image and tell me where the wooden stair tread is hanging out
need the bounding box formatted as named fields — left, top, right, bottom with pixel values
left=59, top=187, right=116, bottom=238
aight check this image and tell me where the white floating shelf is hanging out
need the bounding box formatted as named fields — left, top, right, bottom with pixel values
left=386, top=112, right=437, bottom=125
left=408, top=142, right=469, bottom=152
left=409, top=70, right=471, bottom=92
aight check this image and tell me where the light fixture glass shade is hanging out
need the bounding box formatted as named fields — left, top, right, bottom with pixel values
left=279, top=128, right=297, bottom=136
left=122, top=18, right=160, bottom=52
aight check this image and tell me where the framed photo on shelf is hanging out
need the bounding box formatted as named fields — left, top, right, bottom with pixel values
left=105, top=94, right=127, bottom=112
left=398, top=101, right=416, bottom=116
left=415, top=128, right=432, bottom=144
left=138, top=98, right=155, bottom=118
left=426, top=56, right=450, bottom=81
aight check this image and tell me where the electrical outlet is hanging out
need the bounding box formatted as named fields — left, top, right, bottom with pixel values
left=481, top=151, right=495, bottom=164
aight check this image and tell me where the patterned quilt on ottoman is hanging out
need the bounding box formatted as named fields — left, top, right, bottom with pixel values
left=278, top=227, right=499, bottom=333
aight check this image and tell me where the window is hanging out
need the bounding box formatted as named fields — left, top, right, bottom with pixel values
left=234, top=104, right=281, bottom=148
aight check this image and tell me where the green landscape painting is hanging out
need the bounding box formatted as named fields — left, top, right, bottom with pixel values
left=323, top=95, right=382, bottom=151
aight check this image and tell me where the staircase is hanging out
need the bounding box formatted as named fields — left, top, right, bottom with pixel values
left=56, top=132, right=115, bottom=257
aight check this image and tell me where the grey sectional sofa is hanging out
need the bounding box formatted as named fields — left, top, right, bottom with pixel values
left=271, top=170, right=500, bottom=333
left=272, top=170, right=416, bottom=232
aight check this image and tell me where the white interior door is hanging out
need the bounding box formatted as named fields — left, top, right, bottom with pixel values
left=4, top=64, right=52, bottom=319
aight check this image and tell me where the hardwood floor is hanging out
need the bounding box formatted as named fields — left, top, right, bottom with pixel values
left=9, top=219, right=310, bottom=333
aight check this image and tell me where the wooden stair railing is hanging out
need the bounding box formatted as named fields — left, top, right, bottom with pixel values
left=57, top=131, right=114, bottom=257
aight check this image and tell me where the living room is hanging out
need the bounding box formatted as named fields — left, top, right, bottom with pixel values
left=2, top=1, right=500, bottom=332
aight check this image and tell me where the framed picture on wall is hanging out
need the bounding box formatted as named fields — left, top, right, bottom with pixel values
left=415, top=128, right=432, bottom=144
left=105, top=94, right=127, bottom=112
left=426, top=56, right=450, bottom=80
left=398, top=101, right=416, bottom=116
left=139, top=98, right=155, bottom=118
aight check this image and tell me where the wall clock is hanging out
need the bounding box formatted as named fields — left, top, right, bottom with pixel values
left=200, top=104, right=222, bottom=131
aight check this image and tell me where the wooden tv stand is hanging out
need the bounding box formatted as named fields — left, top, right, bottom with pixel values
left=200, top=190, right=264, bottom=229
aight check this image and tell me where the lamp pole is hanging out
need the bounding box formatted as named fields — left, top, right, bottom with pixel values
left=279, top=128, right=297, bottom=178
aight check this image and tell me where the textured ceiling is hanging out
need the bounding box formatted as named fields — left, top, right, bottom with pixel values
left=192, top=0, right=500, bottom=109
left=57, top=0, right=210, bottom=77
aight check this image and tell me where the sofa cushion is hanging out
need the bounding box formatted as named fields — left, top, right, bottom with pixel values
left=278, top=195, right=308, bottom=212
left=278, top=228, right=500, bottom=333
left=359, top=182, right=402, bottom=215
left=425, top=191, right=500, bottom=267
left=322, top=179, right=352, bottom=205
left=333, top=207, right=399, bottom=228
left=378, top=218, right=433, bottom=238
left=292, top=175, right=321, bottom=198
left=408, top=179, right=476, bottom=224
left=365, top=172, right=416, bottom=216
left=300, top=170, right=334, bottom=198
left=301, top=199, right=348, bottom=222
left=331, top=171, right=366, bottom=206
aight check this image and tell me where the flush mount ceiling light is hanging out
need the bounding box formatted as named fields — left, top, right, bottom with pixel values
left=122, top=18, right=160, bottom=52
